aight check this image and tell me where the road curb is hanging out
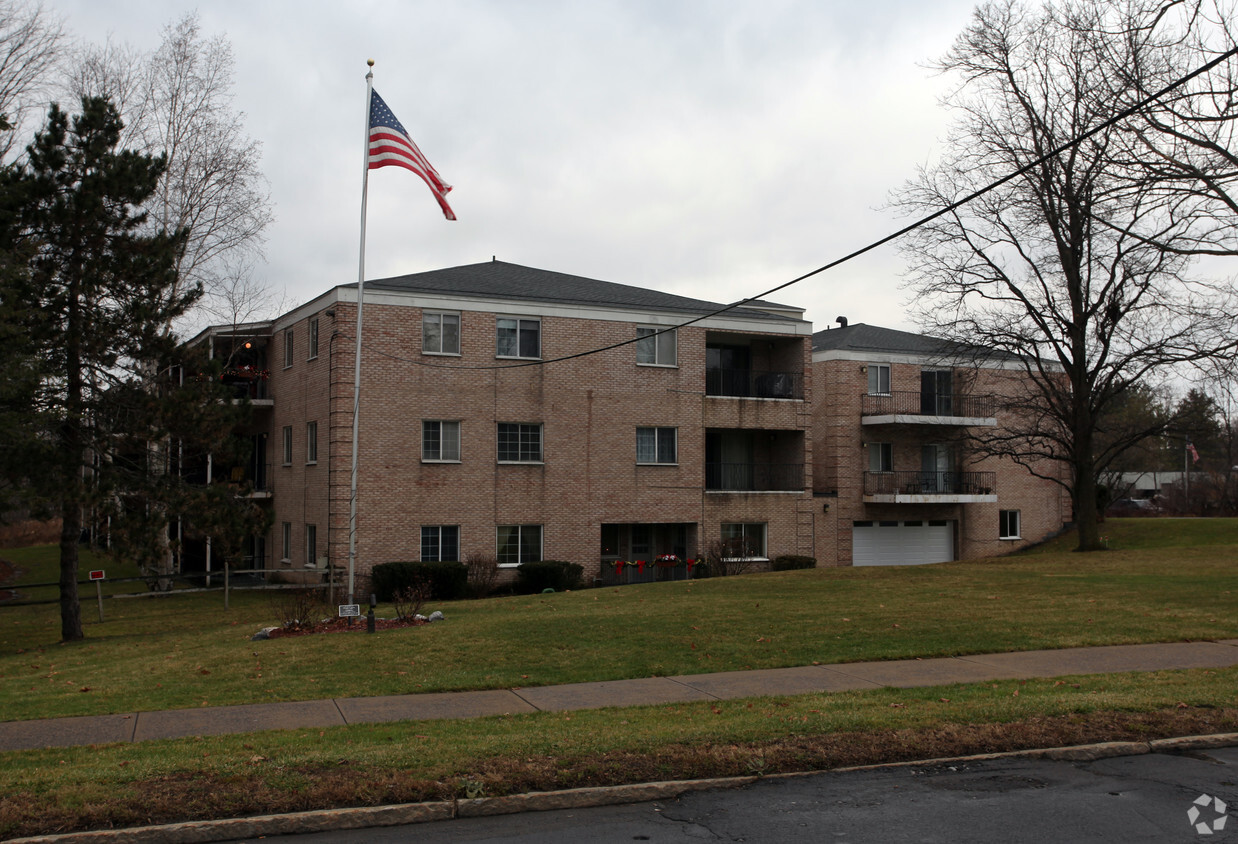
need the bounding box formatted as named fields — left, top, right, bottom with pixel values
left=8, top=734, right=1236, bottom=843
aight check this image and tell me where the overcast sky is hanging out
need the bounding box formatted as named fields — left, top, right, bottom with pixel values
left=50, top=0, right=981, bottom=333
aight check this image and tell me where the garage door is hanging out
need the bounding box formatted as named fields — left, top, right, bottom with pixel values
left=852, top=520, right=954, bottom=566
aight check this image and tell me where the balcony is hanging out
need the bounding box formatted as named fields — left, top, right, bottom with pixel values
left=706, top=462, right=805, bottom=492
left=861, top=392, right=995, bottom=426
left=222, top=368, right=273, bottom=407
left=863, top=470, right=997, bottom=503
left=706, top=368, right=803, bottom=400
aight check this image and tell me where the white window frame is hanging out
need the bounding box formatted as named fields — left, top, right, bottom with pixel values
left=497, top=524, right=542, bottom=568
left=423, top=311, right=461, bottom=356
left=497, top=422, right=543, bottom=463
left=636, top=326, right=677, bottom=367
left=867, top=363, right=890, bottom=396
left=308, top=317, right=319, bottom=360
left=281, top=426, right=292, bottom=466
left=721, top=523, right=767, bottom=561
left=636, top=426, right=677, bottom=464
left=306, top=421, right=318, bottom=464
left=281, top=521, right=292, bottom=563
left=496, top=316, right=541, bottom=359
left=999, top=509, right=1021, bottom=540
left=283, top=328, right=294, bottom=369
left=421, top=525, right=460, bottom=562
left=868, top=442, right=893, bottom=473
left=422, top=420, right=461, bottom=462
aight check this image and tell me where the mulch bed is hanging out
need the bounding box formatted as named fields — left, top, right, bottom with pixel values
left=265, top=616, right=428, bottom=638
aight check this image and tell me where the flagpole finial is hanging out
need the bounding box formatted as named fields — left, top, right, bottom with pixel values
left=367, top=59, right=374, bottom=67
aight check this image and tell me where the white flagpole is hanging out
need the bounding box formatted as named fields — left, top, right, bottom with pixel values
left=348, top=60, right=375, bottom=607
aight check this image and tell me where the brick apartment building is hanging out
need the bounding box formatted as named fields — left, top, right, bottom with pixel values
left=188, top=261, right=817, bottom=581
left=810, top=322, right=1071, bottom=566
left=184, top=262, right=1068, bottom=579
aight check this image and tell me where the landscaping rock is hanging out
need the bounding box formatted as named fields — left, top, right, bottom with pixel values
left=429, top=611, right=445, bottom=622
left=251, top=626, right=279, bottom=641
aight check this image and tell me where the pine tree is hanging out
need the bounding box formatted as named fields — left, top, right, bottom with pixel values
left=0, top=97, right=195, bottom=640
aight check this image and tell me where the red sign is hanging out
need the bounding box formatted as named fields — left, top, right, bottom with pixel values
left=88, top=570, right=105, bottom=581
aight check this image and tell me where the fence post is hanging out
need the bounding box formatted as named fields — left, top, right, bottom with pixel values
left=224, top=564, right=230, bottom=611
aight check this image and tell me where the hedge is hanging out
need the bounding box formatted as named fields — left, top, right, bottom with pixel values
left=771, top=554, right=817, bottom=571
left=371, top=561, right=468, bottom=602
left=516, top=560, right=583, bottom=593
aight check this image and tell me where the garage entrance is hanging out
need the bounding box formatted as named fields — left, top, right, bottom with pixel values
left=852, top=519, right=954, bottom=566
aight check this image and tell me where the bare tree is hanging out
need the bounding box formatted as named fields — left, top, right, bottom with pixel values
left=67, top=12, right=272, bottom=326
left=892, top=0, right=1238, bottom=551
left=0, top=0, right=65, bottom=161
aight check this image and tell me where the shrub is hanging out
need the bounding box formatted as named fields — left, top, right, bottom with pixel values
left=372, top=561, right=467, bottom=602
left=772, top=555, right=816, bottom=571
left=391, top=581, right=431, bottom=621
left=516, top=560, right=582, bottom=593
left=268, top=587, right=323, bottom=632
left=465, top=552, right=502, bottom=598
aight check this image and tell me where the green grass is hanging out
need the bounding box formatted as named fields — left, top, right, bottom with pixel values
left=1, top=518, right=1236, bottom=722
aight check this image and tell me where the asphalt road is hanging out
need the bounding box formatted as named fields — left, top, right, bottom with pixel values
left=236, top=747, right=1237, bottom=843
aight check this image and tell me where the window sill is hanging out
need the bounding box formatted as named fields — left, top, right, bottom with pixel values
left=636, top=462, right=678, bottom=467
left=636, top=362, right=678, bottom=369
left=423, top=351, right=461, bottom=357
left=497, top=460, right=545, bottom=465
left=307, top=355, right=318, bottom=362
left=305, top=461, right=317, bottom=466
left=497, top=563, right=521, bottom=569
left=999, top=536, right=1021, bottom=541
left=281, top=462, right=291, bottom=468
left=495, top=355, right=541, bottom=361
left=422, top=459, right=462, bottom=464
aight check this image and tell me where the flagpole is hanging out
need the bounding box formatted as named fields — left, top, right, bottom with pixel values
left=348, top=59, right=375, bottom=607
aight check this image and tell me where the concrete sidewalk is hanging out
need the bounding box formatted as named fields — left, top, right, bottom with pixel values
left=3, top=640, right=1237, bottom=753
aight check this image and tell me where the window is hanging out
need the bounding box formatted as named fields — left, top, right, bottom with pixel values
left=283, top=329, right=294, bottom=368
left=631, top=524, right=651, bottom=557
left=999, top=510, right=1021, bottom=540
left=421, top=525, right=460, bottom=562
left=636, top=326, right=676, bottom=366
left=306, top=421, right=318, bottom=464
left=867, top=363, right=890, bottom=395
left=305, top=524, right=317, bottom=567
left=422, top=420, right=461, bottom=461
left=636, top=426, right=677, bottom=464
left=281, top=522, right=292, bottom=562
left=497, top=524, right=542, bottom=567
left=308, top=317, right=319, bottom=359
left=496, top=317, right=540, bottom=359
left=868, top=442, right=893, bottom=473
left=423, top=312, right=461, bottom=355
left=281, top=426, right=292, bottom=466
left=721, top=523, right=767, bottom=559
left=497, top=423, right=542, bottom=462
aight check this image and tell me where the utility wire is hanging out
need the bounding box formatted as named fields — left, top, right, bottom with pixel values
left=354, top=44, right=1238, bottom=372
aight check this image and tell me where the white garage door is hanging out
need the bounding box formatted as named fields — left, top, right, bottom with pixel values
left=852, top=520, right=954, bottom=566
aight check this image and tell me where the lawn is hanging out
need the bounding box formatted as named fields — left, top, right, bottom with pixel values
left=1, top=519, right=1236, bottom=722
left=0, top=518, right=1236, bottom=838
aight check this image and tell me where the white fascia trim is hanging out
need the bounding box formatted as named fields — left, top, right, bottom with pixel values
left=272, top=289, right=344, bottom=332
left=812, top=348, right=1045, bottom=372
left=334, top=287, right=811, bottom=336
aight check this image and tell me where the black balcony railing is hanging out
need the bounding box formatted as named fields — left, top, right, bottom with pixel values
left=706, top=462, right=804, bottom=491
left=706, top=368, right=803, bottom=399
left=863, top=470, right=996, bottom=496
left=223, top=378, right=270, bottom=401
left=861, top=391, right=994, bottom=419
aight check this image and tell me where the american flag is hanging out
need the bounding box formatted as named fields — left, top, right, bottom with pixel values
left=368, top=90, right=456, bottom=220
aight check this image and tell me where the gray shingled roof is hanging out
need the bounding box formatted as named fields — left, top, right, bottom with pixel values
left=354, top=261, right=799, bottom=322
left=812, top=323, right=986, bottom=357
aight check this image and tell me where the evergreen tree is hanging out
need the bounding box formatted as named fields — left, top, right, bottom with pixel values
left=0, top=97, right=264, bottom=640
